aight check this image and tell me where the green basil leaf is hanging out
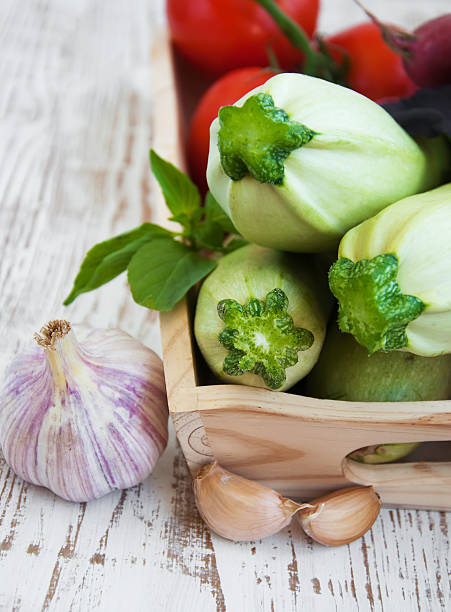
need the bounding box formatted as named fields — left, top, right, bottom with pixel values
left=168, top=213, right=191, bottom=227
left=64, top=223, right=171, bottom=305
left=150, top=149, right=200, bottom=222
left=169, top=208, right=203, bottom=227
left=128, top=237, right=216, bottom=311
left=193, top=221, right=225, bottom=250
left=205, top=191, right=238, bottom=234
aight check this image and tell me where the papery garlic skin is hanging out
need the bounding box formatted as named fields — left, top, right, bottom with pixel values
left=0, top=322, right=168, bottom=502
left=194, top=461, right=304, bottom=541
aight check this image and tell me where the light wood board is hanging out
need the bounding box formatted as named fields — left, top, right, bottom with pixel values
left=0, top=0, right=450, bottom=610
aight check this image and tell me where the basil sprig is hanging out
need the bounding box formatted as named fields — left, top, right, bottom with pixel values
left=64, top=150, right=246, bottom=311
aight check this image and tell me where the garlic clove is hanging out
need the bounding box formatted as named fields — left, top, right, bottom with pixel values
left=1, top=320, right=168, bottom=502
left=296, top=486, right=381, bottom=546
left=193, top=461, right=306, bottom=541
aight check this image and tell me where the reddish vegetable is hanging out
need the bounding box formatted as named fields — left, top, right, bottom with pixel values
left=369, top=14, right=451, bottom=88
left=325, top=22, right=417, bottom=101
left=187, top=67, right=277, bottom=193
left=167, top=0, right=319, bottom=77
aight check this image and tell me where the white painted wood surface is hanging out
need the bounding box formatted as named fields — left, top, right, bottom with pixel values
left=0, top=1, right=450, bottom=610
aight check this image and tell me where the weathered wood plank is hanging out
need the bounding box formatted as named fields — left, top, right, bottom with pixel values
left=0, top=1, right=450, bottom=611
left=0, top=1, right=220, bottom=610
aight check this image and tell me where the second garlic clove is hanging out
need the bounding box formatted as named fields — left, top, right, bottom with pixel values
left=296, top=486, right=381, bottom=546
left=193, top=461, right=305, bottom=541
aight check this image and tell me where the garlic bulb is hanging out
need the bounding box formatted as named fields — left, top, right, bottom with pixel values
left=193, top=461, right=306, bottom=541
left=0, top=320, right=168, bottom=502
left=296, top=486, right=381, bottom=546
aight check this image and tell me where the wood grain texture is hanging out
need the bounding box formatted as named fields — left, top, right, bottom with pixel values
left=150, top=29, right=209, bottom=480
left=194, top=386, right=451, bottom=504
left=196, top=399, right=451, bottom=505
left=0, top=1, right=450, bottom=611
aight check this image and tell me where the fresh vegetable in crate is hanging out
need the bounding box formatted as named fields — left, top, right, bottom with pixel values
left=206, top=73, right=445, bottom=253
left=329, top=183, right=451, bottom=356
left=383, top=86, right=451, bottom=141
left=194, top=244, right=331, bottom=391
left=323, top=21, right=416, bottom=101
left=188, top=67, right=277, bottom=194
left=305, top=324, right=451, bottom=463
left=355, top=4, right=451, bottom=89
left=305, top=325, right=451, bottom=403
left=167, top=0, right=319, bottom=76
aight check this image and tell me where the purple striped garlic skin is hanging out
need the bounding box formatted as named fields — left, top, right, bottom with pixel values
left=0, top=322, right=168, bottom=502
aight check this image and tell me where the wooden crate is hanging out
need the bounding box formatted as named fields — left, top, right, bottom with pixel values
left=151, top=30, right=451, bottom=510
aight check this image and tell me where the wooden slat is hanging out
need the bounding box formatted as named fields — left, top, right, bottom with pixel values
left=194, top=386, right=451, bottom=504
left=150, top=28, right=197, bottom=404
left=343, top=460, right=451, bottom=510
left=150, top=28, right=210, bottom=477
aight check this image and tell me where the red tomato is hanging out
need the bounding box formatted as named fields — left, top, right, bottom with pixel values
left=326, top=22, right=417, bottom=102
left=167, top=0, right=319, bottom=77
left=187, top=67, right=277, bottom=193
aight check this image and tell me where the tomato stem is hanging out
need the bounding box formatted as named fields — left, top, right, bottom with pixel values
left=254, top=0, right=345, bottom=81
left=254, top=0, right=318, bottom=73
